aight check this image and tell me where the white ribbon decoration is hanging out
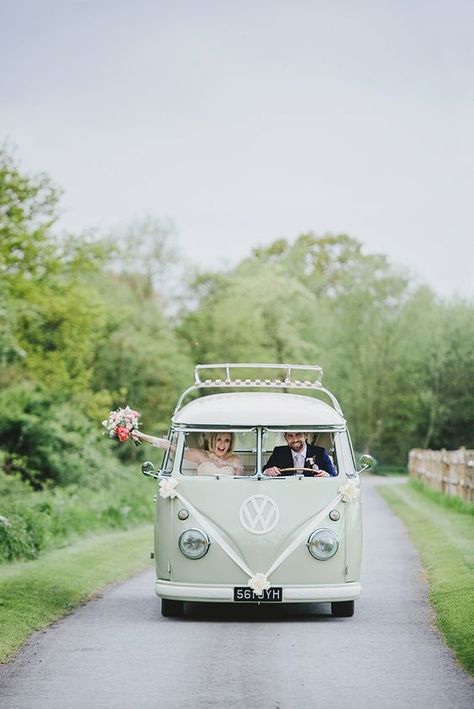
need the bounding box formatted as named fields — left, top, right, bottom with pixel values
left=162, top=479, right=254, bottom=577
left=248, top=572, right=271, bottom=594
left=339, top=479, right=360, bottom=502
left=263, top=494, right=343, bottom=578
left=159, top=478, right=179, bottom=498
left=160, top=477, right=359, bottom=589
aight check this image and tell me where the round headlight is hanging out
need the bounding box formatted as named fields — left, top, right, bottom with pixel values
left=307, top=528, right=339, bottom=560
left=178, top=528, right=210, bottom=559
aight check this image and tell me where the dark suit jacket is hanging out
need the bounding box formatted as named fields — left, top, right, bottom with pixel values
left=263, top=443, right=336, bottom=477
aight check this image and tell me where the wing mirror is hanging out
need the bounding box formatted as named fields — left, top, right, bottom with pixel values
left=357, top=454, right=376, bottom=474
left=142, top=461, right=159, bottom=479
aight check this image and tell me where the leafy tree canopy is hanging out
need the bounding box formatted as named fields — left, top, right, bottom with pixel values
left=1, top=144, right=472, bottom=484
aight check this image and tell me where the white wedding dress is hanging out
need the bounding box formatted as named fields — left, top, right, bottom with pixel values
left=197, top=461, right=236, bottom=476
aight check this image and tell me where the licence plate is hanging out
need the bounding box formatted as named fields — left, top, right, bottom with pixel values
left=234, top=586, right=283, bottom=602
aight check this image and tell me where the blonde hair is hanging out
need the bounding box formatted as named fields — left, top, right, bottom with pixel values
left=207, top=432, right=236, bottom=458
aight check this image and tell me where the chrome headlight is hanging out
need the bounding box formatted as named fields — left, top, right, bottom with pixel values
left=178, top=528, right=210, bottom=559
left=307, top=528, right=339, bottom=560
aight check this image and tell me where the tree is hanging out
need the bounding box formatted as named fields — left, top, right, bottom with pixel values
left=180, top=233, right=462, bottom=465
left=0, top=145, right=122, bottom=484
left=0, top=142, right=61, bottom=284
left=416, top=298, right=474, bottom=450
left=103, top=215, right=186, bottom=310
left=90, top=279, right=193, bottom=436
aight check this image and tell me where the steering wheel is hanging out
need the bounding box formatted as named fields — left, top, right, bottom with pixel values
left=278, top=467, right=320, bottom=475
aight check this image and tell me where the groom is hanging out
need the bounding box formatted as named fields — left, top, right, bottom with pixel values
left=263, top=432, right=336, bottom=477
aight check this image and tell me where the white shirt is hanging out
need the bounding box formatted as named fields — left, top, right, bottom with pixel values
left=292, top=444, right=307, bottom=469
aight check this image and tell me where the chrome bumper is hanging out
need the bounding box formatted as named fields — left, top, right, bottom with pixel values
left=155, top=580, right=361, bottom=603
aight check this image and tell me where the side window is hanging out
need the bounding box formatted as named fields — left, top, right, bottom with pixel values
left=161, top=430, right=179, bottom=475
left=334, top=432, right=355, bottom=476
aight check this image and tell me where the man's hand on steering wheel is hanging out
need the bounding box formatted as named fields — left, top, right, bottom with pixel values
left=263, top=466, right=281, bottom=477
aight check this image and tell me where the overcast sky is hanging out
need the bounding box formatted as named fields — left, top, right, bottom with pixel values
left=1, top=0, right=473, bottom=298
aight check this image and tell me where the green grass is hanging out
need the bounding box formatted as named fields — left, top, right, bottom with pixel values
left=409, top=478, right=474, bottom=516
left=0, top=524, right=154, bottom=663
left=378, top=480, right=474, bottom=675
left=372, top=465, right=408, bottom=476
left=0, top=469, right=153, bottom=562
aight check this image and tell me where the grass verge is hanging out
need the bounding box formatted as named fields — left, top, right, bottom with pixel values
left=0, top=524, right=153, bottom=663
left=377, top=481, right=474, bottom=675
left=0, top=469, right=153, bottom=562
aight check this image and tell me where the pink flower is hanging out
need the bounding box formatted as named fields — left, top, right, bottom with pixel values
left=115, top=427, right=130, bottom=442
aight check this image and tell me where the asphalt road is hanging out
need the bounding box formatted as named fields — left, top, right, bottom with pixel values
left=1, top=476, right=473, bottom=709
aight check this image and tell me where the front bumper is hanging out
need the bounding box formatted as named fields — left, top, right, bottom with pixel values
left=155, top=580, right=361, bottom=603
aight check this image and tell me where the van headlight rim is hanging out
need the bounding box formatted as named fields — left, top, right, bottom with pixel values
left=178, top=528, right=210, bottom=559
left=307, top=528, right=339, bottom=560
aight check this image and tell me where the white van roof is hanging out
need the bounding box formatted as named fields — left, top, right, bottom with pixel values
left=172, top=392, right=346, bottom=428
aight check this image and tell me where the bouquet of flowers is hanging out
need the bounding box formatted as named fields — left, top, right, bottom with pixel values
left=102, top=406, right=141, bottom=443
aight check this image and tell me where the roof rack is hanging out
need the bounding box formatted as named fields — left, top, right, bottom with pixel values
left=195, top=363, right=323, bottom=386
left=173, top=363, right=343, bottom=415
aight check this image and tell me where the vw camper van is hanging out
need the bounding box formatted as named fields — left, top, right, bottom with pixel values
left=141, top=364, right=372, bottom=617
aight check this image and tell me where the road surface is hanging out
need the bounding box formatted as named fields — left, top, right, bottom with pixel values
left=0, top=476, right=473, bottom=708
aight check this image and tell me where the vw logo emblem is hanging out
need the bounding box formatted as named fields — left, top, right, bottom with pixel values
left=239, top=495, right=280, bottom=535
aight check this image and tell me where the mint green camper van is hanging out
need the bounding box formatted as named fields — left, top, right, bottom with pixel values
left=141, top=364, right=373, bottom=618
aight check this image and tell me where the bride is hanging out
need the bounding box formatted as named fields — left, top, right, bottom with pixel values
left=131, top=430, right=244, bottom=477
